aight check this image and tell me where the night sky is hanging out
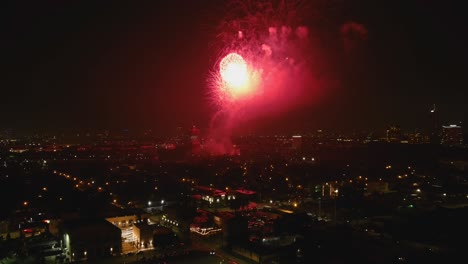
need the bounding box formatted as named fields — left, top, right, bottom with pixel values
left=2, top=0, right=467, bottom=136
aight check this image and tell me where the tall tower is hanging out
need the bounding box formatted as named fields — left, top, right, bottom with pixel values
left=429, top=104, right=440, bottom=144
left=190, top=125, right=201, bottom=156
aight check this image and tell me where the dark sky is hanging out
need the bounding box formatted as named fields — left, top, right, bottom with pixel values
left=2, top=0, right=467, bottom=136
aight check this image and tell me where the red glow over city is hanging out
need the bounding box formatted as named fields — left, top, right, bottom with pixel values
left=203, top=0, right=328, bottom=156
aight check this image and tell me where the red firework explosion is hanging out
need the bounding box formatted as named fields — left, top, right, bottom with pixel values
left=214, top=52, right=261, bottom=103
left=220, top=53, right=248, bottom=90
left=205, top=0, right=325, bottom=155
left=208, top=1, right=318, bottom=111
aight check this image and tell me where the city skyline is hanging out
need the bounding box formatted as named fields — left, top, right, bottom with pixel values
left=1, top=2, right=467, bottom=263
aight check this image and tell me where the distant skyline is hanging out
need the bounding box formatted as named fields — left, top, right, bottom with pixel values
left=2, top=1, right=467, bottom=135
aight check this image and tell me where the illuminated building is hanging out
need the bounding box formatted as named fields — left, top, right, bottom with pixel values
left=441, top=125, right=463, bottom=146
left=133, top=223, right=157, bottom=249
left=317, top=183, right=339, bottom=198
left=407, top=132, right=429, bottom=144
left=105, top=215, right=137, bottom=228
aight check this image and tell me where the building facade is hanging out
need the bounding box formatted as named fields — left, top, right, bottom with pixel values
left=62, top=218, right=121, bottom=261
left=441, top=125, right=463, bottom=146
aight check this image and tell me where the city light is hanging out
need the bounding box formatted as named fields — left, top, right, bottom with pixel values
left=0, top=2, right=464, bottom=262
left=190, top=226, right=222, bottom=236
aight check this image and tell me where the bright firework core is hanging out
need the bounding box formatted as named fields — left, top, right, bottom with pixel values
left=220, top=53, right=248, bottom=88
left=219, top=53, right=255, bottom=100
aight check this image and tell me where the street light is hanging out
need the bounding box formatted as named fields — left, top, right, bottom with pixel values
left=148, top=201, right=152, bottom=206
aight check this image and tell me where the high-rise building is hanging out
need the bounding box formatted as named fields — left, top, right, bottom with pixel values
left=190, top=125, right=201, bottom=155
left=291, top=135, right=302, bottom=150
left=441, top=125, right=463, bottom=146
left=429, top=104, right=441, bottom=144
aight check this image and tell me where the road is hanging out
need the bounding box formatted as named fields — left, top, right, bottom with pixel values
left=80, top=233, right=253, bottom=264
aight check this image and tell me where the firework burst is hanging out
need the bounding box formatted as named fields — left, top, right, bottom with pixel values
left=206, top=0, right=321, bottom=154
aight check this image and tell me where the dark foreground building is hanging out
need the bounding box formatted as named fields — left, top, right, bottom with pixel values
left=62, top=218, right=121, bottom=261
